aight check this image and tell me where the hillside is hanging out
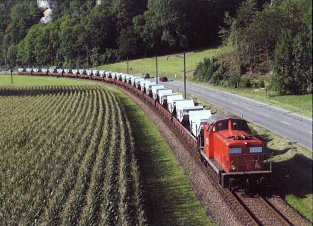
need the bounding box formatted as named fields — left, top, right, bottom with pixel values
left=96, top=46, right=232, bottom=80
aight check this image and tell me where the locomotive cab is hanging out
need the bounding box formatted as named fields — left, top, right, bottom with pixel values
left=202, top=115, right=271, bottom=189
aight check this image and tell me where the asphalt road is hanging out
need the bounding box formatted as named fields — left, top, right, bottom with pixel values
left=162, top=80, right=312, bottom=150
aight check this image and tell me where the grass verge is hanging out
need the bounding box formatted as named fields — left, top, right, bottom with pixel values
left=113, top=88, right=212, bottom=226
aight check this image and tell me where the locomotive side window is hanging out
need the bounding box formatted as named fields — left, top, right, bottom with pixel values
left=229, top=147, right=242, bottom=154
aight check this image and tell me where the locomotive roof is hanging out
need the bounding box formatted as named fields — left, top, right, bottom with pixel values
left=207, top=115, right=243, bottom=124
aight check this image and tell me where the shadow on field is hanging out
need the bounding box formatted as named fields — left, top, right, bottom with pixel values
left=250, top=123, right=312, bottom=221
left=0, top=87, right=90, bottom=97
left=270, top=154, right=312, bottom=198
left=262, top=143, right=313, bottom=221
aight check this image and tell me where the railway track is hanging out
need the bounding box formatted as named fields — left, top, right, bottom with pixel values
left=123, top=84, right=293, bottom=226
left=232, top=191, right=292, bottom=226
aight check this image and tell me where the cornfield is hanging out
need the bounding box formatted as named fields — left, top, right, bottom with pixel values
left=0, top=85, right=146, bottom=225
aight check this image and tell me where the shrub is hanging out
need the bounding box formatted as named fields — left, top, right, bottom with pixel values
left=193, top=57, right=220, bottom=82
left=210, top=64, right=227, bottom=85
left=228, top=72, right=241, bottom=88
left=239, top=75, right=251, bottom=88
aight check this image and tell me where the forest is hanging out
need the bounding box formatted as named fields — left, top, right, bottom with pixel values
left=0, top=0, right=311, bottom=94
left=0, top=0, right=266, bottom=67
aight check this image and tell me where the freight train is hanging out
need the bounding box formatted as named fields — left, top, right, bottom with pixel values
left=17, top=67, right=272, bottom=190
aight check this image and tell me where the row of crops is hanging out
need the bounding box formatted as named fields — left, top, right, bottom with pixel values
left=0, top=85, right=145, bottom=225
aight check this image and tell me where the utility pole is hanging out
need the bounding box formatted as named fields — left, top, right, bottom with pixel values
left=10, top=68, right=13, bottom=84
left=156, top=52, right=158, bottom=84
left=127, top=56, right=129, bottom=74
left=183, top=51, right=186, bottom=98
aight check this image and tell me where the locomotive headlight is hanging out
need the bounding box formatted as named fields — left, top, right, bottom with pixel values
left=230, top=162, right=237, bottom=171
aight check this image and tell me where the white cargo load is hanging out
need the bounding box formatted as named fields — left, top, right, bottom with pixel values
left=93, top=70, right=99, bottom=75
left=79, top=69, right=86, bottom=74
left=189, top=110, right=212, bottom=137
left=157, top=89, right=172, bottom=102
left=86, top=70, right=92, bottom=75
left=167, top=94, right=184, bottom=112
left=125, top=74, right=132, bottom=81
left=175, top=100, right=202, bottom=122
left=151, top=85, right=165, bottom=99
left=140, top=80, right=146, bottom=91
left=72, top=69, right=79, bottom=74
left=105, top=71, right=112, bottom=77
left=134, top=78, right=144, bottom=88
left=144, top=81, right=157, bottom=94
left=26, top=68, right=32, bottom=73
left=160, top=93, right=178, bottom=105
left=42, top=68, right=48, bottom=73
left=99, top=70, right=105, bottom=77
left=113, top=72, right=118, bottom=79
left=119, top=73, right=126, bottom=80
left=122, top=74, right=128, bottom=82
left=57, top=68, right=64, bottom=73
left=64, top=69, right=70, bottom=73
left=130, top=76, right=140, bottom=86
left=48, top=68, right=55, bottom=73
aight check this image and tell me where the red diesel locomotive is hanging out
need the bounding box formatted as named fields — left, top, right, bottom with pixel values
left=17, top=68, right=272, bottom=190
left=201, top=115, right=271, bottom=189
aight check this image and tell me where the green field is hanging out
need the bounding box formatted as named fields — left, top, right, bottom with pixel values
left=98, top=47, right=312, bottom=118
left=0, top=85, right=145, bottom=225
left=0, top=76, right=211, bottom=225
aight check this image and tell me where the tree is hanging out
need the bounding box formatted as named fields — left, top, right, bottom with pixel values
left=271, top=30, right=294, bottom=95
left=139, top=0, right=189, bottom=50
left=111, top=0, right=147, bottom=32
left=58, top=15, right=81, bottom=66
left=293, top=32, right=312, bottom=94
left=4, top=1, right=41, bottom=46
left=117, top=27, right=141, bottom=59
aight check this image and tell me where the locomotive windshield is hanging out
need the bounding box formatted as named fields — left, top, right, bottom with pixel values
left=232, top=119, right=250, bottom=132
left=215, top=121, right=228, bottom=131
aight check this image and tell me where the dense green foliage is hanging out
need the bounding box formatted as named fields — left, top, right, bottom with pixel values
left=1, top=0, right=254, bottom=68
left=216, top=0, right=312, bottom=94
